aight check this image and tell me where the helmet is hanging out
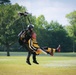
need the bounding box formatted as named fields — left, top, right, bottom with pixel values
left=27, top=24, right=34, bottom=30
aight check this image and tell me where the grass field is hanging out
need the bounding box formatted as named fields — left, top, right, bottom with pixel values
left=0, top=52, right=76, bottom=75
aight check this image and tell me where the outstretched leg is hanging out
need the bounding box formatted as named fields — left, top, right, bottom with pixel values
left=43, top=45, right=61, bottom=56
left=32, top=52, right=39, bottom=64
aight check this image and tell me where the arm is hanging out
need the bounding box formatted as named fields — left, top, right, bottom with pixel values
left=28, top=39, right=37, bottom=51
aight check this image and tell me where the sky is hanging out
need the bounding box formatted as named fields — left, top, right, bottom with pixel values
left=11, top=0, right=76, bottom=26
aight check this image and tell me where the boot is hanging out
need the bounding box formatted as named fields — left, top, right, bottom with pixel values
left=33, top=60, right=39, bottom=64
left=56, top=45, right=61, bottom=52
left=26, top=60, right=31, bottom=65
left=33, top=53, right=39, bottom=64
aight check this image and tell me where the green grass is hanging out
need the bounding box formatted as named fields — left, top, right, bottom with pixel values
left=0, top=52, right=76, bottom=57
left=0, top=52, right=76, bottom=75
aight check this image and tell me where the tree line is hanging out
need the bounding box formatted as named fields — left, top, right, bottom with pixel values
left=0, top=1, right=76, bottom=56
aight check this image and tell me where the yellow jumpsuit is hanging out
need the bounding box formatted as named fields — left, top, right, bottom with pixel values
left=28, top=38, right=56, bottom=55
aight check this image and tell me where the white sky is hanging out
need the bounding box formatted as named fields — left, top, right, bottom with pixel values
left=11, top=0, right=76, bottom=26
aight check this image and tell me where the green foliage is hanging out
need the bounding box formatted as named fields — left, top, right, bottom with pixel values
left=66, top=10, right=76, bottom=36
left=0, top=0, right=10, bottom=4
left=0, top=4, right=75, bottom=53
left=66, top=10, right=76, bottom=52
left=36, top=15, right=48, bottom=29
left=0, top=4, right=27, bottom=55
left=36, top=20, right=73, bottom=52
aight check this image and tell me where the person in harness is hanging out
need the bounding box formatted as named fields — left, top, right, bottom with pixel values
left=27, top=31, right=61, bottom=65
left=18, top=24, right=61, bottom=65
left=27, top=32, right=40, bottom=65
left=18, top=12, right=61, bottom=65
left=18, top=24, right=47, bottom=65
left=18, top=24, right=39, bottom=65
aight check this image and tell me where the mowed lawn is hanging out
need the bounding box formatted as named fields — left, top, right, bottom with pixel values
left=0, top=52, right=76, bottom=75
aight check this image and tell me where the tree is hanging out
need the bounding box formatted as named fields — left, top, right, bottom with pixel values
left=0, top=0, right=10, bottom=4
left=46, top=20, right=63, bottom=30
left=35, top=15, right=49, bottom=46
left=0, top=4, right=27, bottom=56
left=35, top=19, right=72, bottom=52
left=47, top=21, right=73, bottom=52
left=66, top=11, right=76, bottom=52
left=36, top=15, right=48, bottom=29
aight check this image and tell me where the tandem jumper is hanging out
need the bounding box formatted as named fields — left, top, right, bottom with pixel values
left=18, top=12, right=61, bottom=65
